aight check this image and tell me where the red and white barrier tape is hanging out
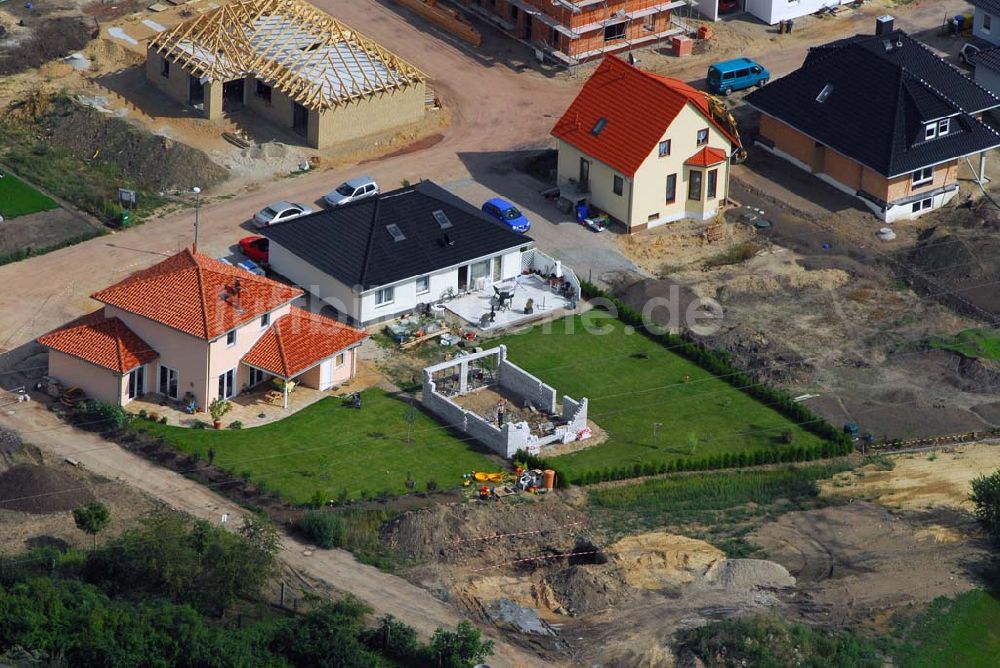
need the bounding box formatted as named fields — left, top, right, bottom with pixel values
left=451, top=521, right=585, bottom=545
left=471, top=549, right=602, bottom=573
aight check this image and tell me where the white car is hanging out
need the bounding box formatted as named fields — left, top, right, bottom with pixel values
left=252, top=201, right=314, bottom=228
left=218, top=257, right=266, bottom=276
left=322, top=176, right=379, bottom=207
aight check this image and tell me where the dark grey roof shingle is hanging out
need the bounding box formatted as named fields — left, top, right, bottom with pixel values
left=261, top=181, right=531, bottom=290
left=746, top=30, right=1000, bottom=177
left=973, top=0, right=1000, bottom=16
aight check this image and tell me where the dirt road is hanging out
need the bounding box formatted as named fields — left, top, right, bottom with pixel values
left=0, top=401, right=548, bottom=667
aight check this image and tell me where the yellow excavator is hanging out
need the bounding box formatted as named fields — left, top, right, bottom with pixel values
left=707, top=94, right=748, bottom=164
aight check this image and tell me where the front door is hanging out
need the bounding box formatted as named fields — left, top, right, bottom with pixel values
left=188, top=75, right=204, bottom=107
left=158, top=365, right=178, bottom=399
left=319, top=360, right=333, bottom=391
left=458, top=265, right=469, bottom=292
left=127, top=365, right=146, bottom=401
left=579, top=158, right=590, bottom=191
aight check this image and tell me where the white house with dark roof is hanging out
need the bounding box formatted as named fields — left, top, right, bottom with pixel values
left=971, top=0, right=1000, bottom=45
left=746, top=21, right=1000, bottom=222
left=261, top=181, right=533, bottom=325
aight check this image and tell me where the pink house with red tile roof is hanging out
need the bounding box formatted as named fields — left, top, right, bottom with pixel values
left=38, top=249, right=367, bottom=410
left=552, top=56, right=737, bottom=232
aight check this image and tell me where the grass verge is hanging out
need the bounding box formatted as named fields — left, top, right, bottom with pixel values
left=134, top=389, right=496, bottom=504
left=886, top=589, right=1000, bottom=667
left=927, top=328, right=1000, bottom=363
left=0, top=171, right=58, bottom=218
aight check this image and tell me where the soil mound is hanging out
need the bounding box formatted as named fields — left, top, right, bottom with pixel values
left=0, top=464, right=94, bottom=514
left=704, top=558, right=795, bottom=590
left=383, top=499, right=592, bottom=565
left=610, top=532, right=724, bottom=589
left=545, top=564, right=628, bottom=614
left=0, top=17, right=94, bottom=75
left=37, top=97, right=227, bottom=192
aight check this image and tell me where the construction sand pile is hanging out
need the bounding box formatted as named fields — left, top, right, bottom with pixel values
left=611, top=532, right=725, bottom=589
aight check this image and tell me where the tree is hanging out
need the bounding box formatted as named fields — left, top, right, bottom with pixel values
left=428, top=621, right=494, bottom=668
left=971, top=469, right=1000, bottom=540
left=73, top=502, right=110, bottom=548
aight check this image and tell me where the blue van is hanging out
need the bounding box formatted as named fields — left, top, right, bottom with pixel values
left=706, top=58, right=769, bottom=96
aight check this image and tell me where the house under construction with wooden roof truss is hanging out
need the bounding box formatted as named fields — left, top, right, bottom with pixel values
left=460, top=0, right=689, bottom=65
left=146, top=0, right=427, bottom=148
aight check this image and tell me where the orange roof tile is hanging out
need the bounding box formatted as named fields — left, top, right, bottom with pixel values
left=685, top=146, right=728, bottom=167
left=92, top=249, right=302, bottom=340
left=551, top=56, right=737, bottom=177
left=37, top=311, right=158, bottom=374
left=242, top=307, right=368, bottom=379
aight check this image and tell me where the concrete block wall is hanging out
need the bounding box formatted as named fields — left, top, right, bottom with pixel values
left=563, top=396, right=588, bottom=432
left=498, top=360, right=557, bottom=413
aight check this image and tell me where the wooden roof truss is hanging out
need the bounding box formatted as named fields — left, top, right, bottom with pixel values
left=150, top=0, right=426, bottom=112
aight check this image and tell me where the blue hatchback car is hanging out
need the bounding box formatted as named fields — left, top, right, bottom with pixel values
left=482, top=197, right=530, bottom=234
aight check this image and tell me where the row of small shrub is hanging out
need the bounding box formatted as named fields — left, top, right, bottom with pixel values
left=579, top=281, right=853, bottom=450
left=569, top=440, right=852, bottom=486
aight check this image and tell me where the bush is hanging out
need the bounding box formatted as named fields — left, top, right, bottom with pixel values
left=228, top=420, right=243, bottom=430
left=191, top=420, right=209, bottom=430
left=309, top=490, right=326, bottom=509
left=298, top=511, right=345, bottom=549
left=76, top=400, right=130, bottom=430
left=971, top=469, right=1000, bottom=541
left=425, top=479, right=438, bottom=492
left=159, top=416, right=167, bottom=424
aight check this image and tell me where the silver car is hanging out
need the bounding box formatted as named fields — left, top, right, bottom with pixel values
left=323, top=176, right=379, bottom=207
left=252, top=201, right=314, bottom=228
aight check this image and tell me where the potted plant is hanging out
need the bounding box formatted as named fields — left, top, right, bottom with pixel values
left=208, top=398, right=232, bottom=429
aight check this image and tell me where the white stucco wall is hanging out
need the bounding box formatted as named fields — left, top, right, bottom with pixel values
left=689, top=0, right=720, bottom=21
left=205, top=303, right=292, bottom=403
left=47, top=351, right=126, bottom=406
left=268, top=242, right=362, bottom=321
left=974, top=7, right=1000, bottom=45
left=745, top=0, right=850, bottom=24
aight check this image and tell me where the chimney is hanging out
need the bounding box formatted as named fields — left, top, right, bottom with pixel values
left=876, top=15, right=894, bottom=36
left=233, top=278, right=242, bottom=311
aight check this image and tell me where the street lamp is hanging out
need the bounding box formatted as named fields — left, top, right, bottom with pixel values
left=192, top=186, right=201, bottom=252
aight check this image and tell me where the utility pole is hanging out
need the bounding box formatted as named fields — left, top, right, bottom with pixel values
left=192, top=186, right=202, bottom=252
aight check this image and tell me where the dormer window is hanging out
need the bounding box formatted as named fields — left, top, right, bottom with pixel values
left=938, top=118, right=950, bottom=136
left=924, top=123, right=937, bottom=141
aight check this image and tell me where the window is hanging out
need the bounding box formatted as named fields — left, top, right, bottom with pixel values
left=127, top=365, right=146, bottom=401
left=689, top=170, right=703, bottom=201
left=696, top=128, right=709, bottom=146
left=604, top=21, right=626, bottom=42
left=816, top=83, right=834, bottom=103
left=385, top=224, right=406, bottom=242
left=924, top=124, right=937, bottom=141
left=416, top=275, right=430, bottom=294
left=707, top=169, right=718, bottom=199
left=658, top=140, right=671, bottom=157
left=613, top=174, right=624, bottom=196
left=218, top=368, right=236, bottom=399
left=986, top=14, right=993, bottom=33
left=158, top=365, right=178, bottom=399
left=911, top=197, right=933, bottom=213
left=160, top=57, right=170, bottom=78
left=249, top=367, right=267, bottom=387
left=665, top=173, right=677, bottom=203
left=912, top=167, right=933, bottom=186
left=261, top=312, right=270, bottom=328
left=376, top=286, right=394, bottom=306
left=591, top=118, right=607, bottom=136
left=493, top=258, right=502, bottom=282
left=432, top=210, right=452, bottom=229
left=335, top=352, right=346, bottom=367
left=255, top=80, right=271, bottom=103
left=226, top=330, right=236, bottom=346
left=938, top=118, right=951, bottom=136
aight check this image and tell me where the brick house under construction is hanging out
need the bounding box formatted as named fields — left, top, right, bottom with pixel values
left=461, top=0, right=687, bottom=65
left=145, top=0, right=426, bottom=149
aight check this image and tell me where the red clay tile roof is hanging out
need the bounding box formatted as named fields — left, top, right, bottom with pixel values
left=92, top=249, right=302, bottom=340
left=37, top=310, right=158, bottom=373
left=551, top=55, right=736, bottom=177
left=685, top=146, right=728, bottom=167
left=242, top=307, right=368, bottom=378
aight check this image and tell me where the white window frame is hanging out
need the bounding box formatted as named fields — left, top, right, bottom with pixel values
left=924, top=124, right=937, bottom=141
left=335, top=352, right=346, bottom=368
left=416, top=275, right=430, bottom=295
left=248, top=367, right=267, bottom=388
left=127, top=365, right=146, bottom=401
left=937, top=118, right=950, bottom=136
left=613, top=174, right=624, bottom=196
left=376, top=286, right=394, bottom=306
left=985, top=13, right=993, bottom=33
left=226, top=329, right=236, bottom=347
left=911, top=197, right=933, bottom=213
left=261, top=312, right=270, bottom=328
left=911, top=167, right=934, bottom=187
left=218, top=368, right=236, bottom=399
left=658, top=139, right=671, bottom=157
left=696, top=128, right=709, bottom=146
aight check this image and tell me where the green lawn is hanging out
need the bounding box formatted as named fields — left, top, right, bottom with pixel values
left=890, top=590, right=1000, bottom=667
left=928, top=328, right=1000, bottom=362
left=495, top=312, right=825, bottom=480
left=0, top=172, right=58, bottom=219
left=136, top=389, right=496, bottom=504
